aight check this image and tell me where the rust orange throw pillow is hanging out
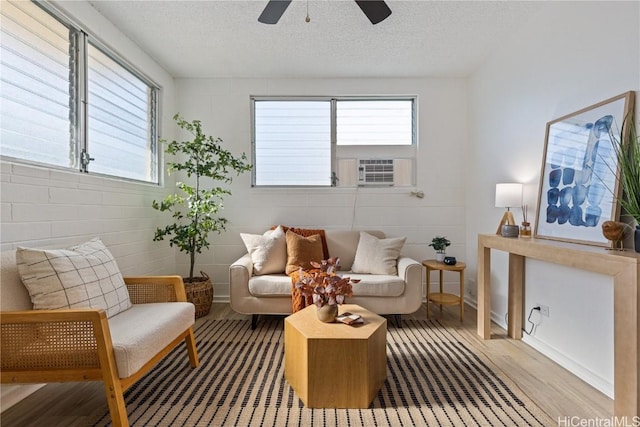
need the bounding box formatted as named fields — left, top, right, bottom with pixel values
left=285, top=231, right=324, bottom=275
left=272, top=225, right=330, bottom=260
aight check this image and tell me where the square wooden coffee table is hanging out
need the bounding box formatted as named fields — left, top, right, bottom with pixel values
left=284, top=303, right=387, bottom=408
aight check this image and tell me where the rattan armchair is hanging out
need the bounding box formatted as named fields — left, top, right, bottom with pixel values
left=1, top=276, right=200, bottom=427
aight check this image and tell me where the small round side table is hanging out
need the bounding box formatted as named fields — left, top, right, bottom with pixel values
left=422, top=259, right=466, bottom=322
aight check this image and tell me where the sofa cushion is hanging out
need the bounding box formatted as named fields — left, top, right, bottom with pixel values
left=247, top=273, right=405, bottom=298
left=324, top=230, right=385, bottom=270
left=276, top=226, right=330, bottom=259
left=16, top=238, right=132, bottom=318
left=351, top=232, right=406, bottom=275
left=285, top=231, right=324, bottom=275
left=240, top=225, right=287, bottom=275
left=248, top=274, right=291, bottom=296
left=108, top=302, right=194, bottom=378
left=348, top=274, right=406, bottom=297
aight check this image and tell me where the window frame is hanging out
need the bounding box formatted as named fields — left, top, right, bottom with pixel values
left=0, top=0, right=160, bottom=185
left=250, top=95, right=417, bottom=188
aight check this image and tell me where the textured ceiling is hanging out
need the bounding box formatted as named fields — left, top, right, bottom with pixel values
left=85, top=0, right=543, bottom=79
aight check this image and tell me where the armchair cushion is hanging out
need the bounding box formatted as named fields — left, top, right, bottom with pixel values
left=350, top=232, right=406, bottom=275
left=108, top=302, right=195, bottom=378
left=16, top=238, right=131, bottom=318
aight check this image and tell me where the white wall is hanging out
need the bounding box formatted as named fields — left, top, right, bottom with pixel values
left=0, top=0, right=176, bottom=410
left=174, top=78, right=468, bottom=301
left=466, top=1, right=640, bottom=397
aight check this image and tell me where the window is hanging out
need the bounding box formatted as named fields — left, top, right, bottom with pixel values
left=336, top=100, right=414, bottom=146
left=87, top=43, right=156, bottom=181
left=0, top=1, right=159, bottom=183
left=0, top=0, right=73, bottom=168
left=254, top=100, right=331, bottom=186
left=251, top=96, right=416, bottom=187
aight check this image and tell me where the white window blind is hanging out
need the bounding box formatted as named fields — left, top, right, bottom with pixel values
left=254, top=100, right=331, bottom=186
left=0, top=0, right=158, bottom=183
left=87, top=43, right=155, bottom=182
left=336, top=100, right=413, bottom=146
left=0, top=0, right=72, bottom=168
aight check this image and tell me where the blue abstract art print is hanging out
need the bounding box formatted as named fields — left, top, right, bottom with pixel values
left=534, top=91, right=635, bottom=246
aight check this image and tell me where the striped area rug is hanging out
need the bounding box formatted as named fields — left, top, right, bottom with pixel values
left=90, top=318, right=553, bottom=426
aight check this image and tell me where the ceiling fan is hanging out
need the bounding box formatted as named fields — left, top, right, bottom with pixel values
left=258, top=0, right=392, bottom=25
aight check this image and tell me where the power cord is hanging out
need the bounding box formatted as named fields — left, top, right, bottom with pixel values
left=505, top=306, right=542, bottom=335
left=350, top=186, right=359, bottom=231
left=522, top=306, right=541, bottom=335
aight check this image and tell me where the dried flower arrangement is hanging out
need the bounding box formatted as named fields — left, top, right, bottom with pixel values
left=294, top=258, right=360, bottom=308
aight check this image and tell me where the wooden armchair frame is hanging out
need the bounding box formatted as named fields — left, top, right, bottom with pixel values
left=1, top=276, right=199, bottom=427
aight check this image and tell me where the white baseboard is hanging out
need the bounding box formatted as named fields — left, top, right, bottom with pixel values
left=1, top=384, right=45, bottom=412
left=464, top=294, right=612, bottom=398
left=213, top=294, right=229, bottom=303
left=522, top=334, right=613, bottom=398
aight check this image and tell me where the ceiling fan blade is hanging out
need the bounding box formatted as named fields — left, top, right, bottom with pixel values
left=355, top=1, right=392, bottom=25
left=258, top=0, right=292, bottom=24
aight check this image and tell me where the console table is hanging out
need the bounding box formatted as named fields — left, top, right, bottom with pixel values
left=477, top=233, right=639, bottom=418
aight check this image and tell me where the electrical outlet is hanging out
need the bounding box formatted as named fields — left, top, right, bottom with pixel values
left=536, top=303, right=550, bottom=317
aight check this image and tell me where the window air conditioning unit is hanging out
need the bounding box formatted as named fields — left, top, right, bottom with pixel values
left=358, top=159, right=394, bottom=186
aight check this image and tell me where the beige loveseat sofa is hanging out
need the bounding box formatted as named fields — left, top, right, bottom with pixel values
left=230, top=230, right=423, bottom=327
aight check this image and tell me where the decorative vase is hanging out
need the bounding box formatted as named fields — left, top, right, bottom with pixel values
left=501, top=224, right=520, bottom=238
left=436, top=253, right=445, bottom=262
left=316, top=304, right=338, bottom=323
left=635, top=226, right=640, bottom=253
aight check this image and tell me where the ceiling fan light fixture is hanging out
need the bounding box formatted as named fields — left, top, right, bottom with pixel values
left=258, top=0, right=391, bottom=25
left=355, top=0, right=392, bottom=25
left=257, top=0, right=292, bottom=24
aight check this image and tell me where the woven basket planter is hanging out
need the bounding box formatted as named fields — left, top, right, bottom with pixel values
left=184, top=271, right=213, bottom=319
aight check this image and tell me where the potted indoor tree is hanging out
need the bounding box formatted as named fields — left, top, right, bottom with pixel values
left=153, top=114, right=252, bottom=316
left=429, top=236, right=451, bottom=262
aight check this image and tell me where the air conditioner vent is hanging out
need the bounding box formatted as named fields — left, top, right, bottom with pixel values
left=358, top=159, right=394, bottom=186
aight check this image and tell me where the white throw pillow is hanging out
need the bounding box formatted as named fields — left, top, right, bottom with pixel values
left=351, top=231, right=406, bottom=275
left=16, top=238, right=132, bottom=318
left=240, top=225, right=287, bottom=275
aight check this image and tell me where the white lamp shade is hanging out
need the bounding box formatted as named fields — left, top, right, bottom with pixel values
left=495, top=183, right=523, bottom=208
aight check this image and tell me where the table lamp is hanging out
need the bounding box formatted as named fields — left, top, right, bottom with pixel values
left=495, top=183, right=522, bottom=235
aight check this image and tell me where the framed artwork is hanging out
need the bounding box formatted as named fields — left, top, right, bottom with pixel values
left=534, top=91, right=635, bottom=246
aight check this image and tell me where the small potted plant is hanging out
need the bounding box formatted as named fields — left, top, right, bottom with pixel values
left=429, top=236, right=451, bottom=262
left=293, top=258, right=360, bottom=322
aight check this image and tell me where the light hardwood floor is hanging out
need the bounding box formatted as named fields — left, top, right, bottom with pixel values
left=1, top=302, right=612, bottom=426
